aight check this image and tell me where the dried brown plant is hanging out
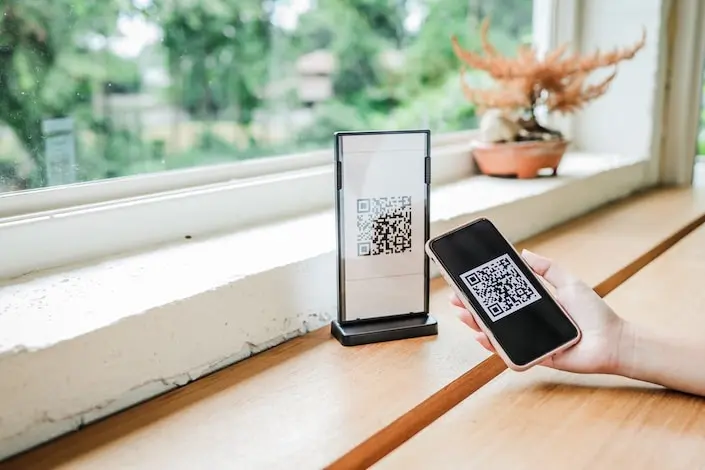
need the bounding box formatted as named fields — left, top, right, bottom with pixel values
left=452, top=18, right=646, bottom=136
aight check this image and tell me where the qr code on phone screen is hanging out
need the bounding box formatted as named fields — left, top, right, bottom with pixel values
left=460, top=253, right=541, bottom=321
left=356, top=196, right=412, bottom=256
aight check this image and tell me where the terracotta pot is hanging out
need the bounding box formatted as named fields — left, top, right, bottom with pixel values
left=470, top=139, right=569, bottom=179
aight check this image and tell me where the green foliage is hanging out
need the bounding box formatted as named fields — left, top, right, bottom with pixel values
left=196, top=128, right=238, bottom=153
left=75, top=123, right=148, bottom=180
left=295, top=1, right=388, bottom=103
left=0, top=0, right=535, bottom=190
left=158, top=0, right=274, bottom=124
left=348, top=0, right=409, bottom=47
left=0, top=159, right=20, bottom=189
left=372, top=72, right=478, bottom=132
left=297, top=100, right=376, bottom=146
left=0, top=0, right=138, bottom=186
left=403, top=0, right=478, bottom=92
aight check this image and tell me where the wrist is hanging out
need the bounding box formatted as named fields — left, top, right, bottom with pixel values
left=611, top=319, right=639, bottom=378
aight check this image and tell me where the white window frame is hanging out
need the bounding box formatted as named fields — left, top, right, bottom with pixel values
left=0, top=131, right=473, bottom=219
left=0, top=3, right=573, bottom=280
left=657, top=0, right=705, bottom=185
left=532, top=0, right=580, bottom=142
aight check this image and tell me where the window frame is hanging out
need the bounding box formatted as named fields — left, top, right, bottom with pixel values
left=0, top=132, right=480, bottom=279
left=0, top=4, right=572, bottom=280
left=656, top=0, right=705, bottom=185
left=532, top=0, right=580, bottom=142
left=0, top=132, right=473, bottom=219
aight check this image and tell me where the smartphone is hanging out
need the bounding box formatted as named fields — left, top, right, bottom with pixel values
left=425, top=217, right=581, bottom=371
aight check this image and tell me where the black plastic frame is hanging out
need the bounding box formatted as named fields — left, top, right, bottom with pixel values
left=331, top=129, right=438, bottom=346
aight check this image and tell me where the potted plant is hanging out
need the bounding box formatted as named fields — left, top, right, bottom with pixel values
left=451, top=19, right=646, bottom=179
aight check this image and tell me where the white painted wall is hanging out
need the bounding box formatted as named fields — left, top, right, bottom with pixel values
left=574, top=0, right=668, bottom=178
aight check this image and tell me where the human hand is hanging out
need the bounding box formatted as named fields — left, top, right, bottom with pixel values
left=450, top=249, right=626, bottom=374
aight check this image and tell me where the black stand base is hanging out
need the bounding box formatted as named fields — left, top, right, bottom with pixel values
left=331, top=314, right=438, bottom=347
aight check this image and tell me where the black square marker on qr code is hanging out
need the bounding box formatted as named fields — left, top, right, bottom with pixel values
left=356, top=196, right=412, bottom=256
left=460, top=253, right=541, bottom=321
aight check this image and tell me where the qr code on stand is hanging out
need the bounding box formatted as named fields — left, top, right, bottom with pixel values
left=460, top=253, right=541, bottom=321
left=356, top=196, right=412, bottom=256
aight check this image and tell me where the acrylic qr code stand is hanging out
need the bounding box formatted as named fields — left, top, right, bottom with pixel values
left=331, top=130, right=438, bottom=346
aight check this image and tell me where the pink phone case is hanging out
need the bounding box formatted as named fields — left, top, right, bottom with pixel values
left=425, top=221, right=581, bottom=371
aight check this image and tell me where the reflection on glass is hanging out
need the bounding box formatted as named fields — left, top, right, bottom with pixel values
left=0, top=0, right=532, bottom=193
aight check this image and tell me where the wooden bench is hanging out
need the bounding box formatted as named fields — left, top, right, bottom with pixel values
left=3, top=187, right=705, bottom=470
left=373, top=223, right=705, bottom=469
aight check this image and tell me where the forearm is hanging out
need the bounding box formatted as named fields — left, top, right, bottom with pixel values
left=614, top=321, right=705, bottom=397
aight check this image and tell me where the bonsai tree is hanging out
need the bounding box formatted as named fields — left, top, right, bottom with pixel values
left=451, top=18, right=647, bottom=143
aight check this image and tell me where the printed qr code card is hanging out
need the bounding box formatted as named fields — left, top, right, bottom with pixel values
left=460, top=253, right=542, bottom=322
left=356, top=196, right=413, bottom=257
left=339, top=132, right=427, bottom=278
left=336, top=130, right=430, bottom=321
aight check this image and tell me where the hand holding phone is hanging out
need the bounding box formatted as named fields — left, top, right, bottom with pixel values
left=426, top=218, right=582, bottom=371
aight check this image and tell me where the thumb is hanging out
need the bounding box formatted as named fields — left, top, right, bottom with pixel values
left=521, top=249, right=577, bottom=289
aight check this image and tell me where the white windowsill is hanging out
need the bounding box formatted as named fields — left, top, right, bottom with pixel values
left=0, top=151, right=651, bottom=460
left=0, top=152, right=639, bottom=351
left=0, top=130, right=475, bottom=219
left=0, top=137, right=479, bottom=280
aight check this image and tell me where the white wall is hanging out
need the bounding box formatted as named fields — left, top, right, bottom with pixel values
left=574, top=0, right=668, bottom=175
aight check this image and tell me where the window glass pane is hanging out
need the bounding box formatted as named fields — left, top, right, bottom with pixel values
left=0, top=0, right=533, bottom=193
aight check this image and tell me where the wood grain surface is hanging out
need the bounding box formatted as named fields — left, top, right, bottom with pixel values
left=374, top=222, right=705, bottom=470
left=329, top=187, right=705, bottom=470
left=3, top=187, right=705, bottom=470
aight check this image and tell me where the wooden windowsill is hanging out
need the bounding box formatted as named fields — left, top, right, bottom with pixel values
left=3, top=187, right=705, bottom=470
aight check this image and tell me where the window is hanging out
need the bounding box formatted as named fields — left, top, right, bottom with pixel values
left=0, top=0, right=533, bottom=195
left=0, top=0, right=541, bottom=278
left=1, top=2, right=672, bottom=460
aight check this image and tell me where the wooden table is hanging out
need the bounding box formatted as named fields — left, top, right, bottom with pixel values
left=374, top=224, right=705, bottom=470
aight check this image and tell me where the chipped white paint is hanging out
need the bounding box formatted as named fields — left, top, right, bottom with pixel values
left=0, top=153, right=652, bottom=460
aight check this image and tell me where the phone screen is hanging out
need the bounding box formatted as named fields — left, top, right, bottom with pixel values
left=429, top=218, right=579, bottom=366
